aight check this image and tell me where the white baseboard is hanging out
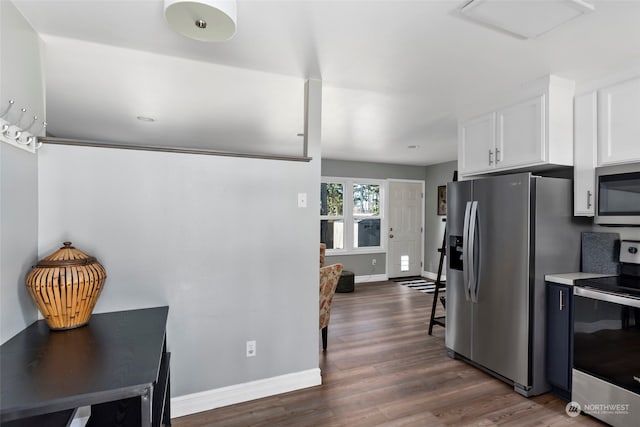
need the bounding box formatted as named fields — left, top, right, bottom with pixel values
left=354, top=273, right=388, bottom=283
left=171, top=368, right=321, bottom=419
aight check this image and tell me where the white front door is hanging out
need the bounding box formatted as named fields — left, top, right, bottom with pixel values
left=387, top=180, right=423, bottom=278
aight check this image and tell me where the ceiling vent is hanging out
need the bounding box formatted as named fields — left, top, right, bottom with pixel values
left=460, top=0, right=595, bottom=39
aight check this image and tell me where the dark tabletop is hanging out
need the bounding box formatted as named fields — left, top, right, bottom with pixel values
left=0, top=306, right=169, bottom=422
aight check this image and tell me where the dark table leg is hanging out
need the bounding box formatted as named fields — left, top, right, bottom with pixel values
left=163, top=373, right=171, bottom=426
left=141, top=386, right=153, bottom=427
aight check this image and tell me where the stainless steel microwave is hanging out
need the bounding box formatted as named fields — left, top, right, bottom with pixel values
left=594, top=163, right=640, bottom=226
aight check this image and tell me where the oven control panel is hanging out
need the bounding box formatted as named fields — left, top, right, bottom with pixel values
left=620, top=240, right=640, bottom=264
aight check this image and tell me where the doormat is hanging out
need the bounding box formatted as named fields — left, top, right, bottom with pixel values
left=393, top=278, right=445, bottom=294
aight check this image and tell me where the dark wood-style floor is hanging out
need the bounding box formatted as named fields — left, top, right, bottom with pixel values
left=172, top=281, right=603, bottom=426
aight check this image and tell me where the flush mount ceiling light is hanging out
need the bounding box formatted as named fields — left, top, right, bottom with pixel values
left=164, top=0, right=237, bottom=42
left=460, top=0, right=594, bottom=39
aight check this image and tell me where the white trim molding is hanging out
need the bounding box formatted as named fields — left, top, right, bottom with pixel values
left=171, top=368, right=321, bottom=418
left=355, top=274, right=388, bottom=283
left=423, top=271, right=446, bottom=282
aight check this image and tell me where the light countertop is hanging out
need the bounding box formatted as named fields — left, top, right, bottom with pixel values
left=544, top=272, right=617, bottom=286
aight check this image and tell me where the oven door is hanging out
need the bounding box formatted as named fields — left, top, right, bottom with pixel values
left=573, top=286, right=640, bottom=394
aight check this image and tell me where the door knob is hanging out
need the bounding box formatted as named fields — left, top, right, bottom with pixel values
left=389, top=234, right=394, bottom=238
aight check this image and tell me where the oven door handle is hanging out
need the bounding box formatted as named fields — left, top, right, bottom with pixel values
left=574, top=286, right=640, bottom=309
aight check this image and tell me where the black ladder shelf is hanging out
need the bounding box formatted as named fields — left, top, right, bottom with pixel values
left=428, top=170, right=456, bottom=336
left=428, top=218, right=447, bottom=335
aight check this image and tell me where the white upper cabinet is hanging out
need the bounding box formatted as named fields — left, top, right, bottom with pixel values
left=496, top=95, right=544, bottom=169
left=458, top=112, right=496, bottom=175
left=597, top=77, right=640, bottom=166
left=573, top=92, right=597, bottom=216
left=458, top=76, right=574, bottom=177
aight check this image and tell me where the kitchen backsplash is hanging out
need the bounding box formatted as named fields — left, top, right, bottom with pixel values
left=581, top=232, right=620, bottom=274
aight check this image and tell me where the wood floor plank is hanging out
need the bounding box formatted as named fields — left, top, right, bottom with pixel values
left=172, top=281, right=603, bottom=426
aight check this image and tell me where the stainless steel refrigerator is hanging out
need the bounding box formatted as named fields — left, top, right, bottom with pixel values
left=445, top=172, right=586, bottom=397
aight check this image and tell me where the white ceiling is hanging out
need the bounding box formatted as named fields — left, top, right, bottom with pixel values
left=12, top=0, right=640, bottom=166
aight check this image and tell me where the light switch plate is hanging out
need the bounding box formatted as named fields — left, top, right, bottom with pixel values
left=298, top=193, right=307, bottom=208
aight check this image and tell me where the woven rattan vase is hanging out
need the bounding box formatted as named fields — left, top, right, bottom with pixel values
left=26, top=242, right=107, bottom=330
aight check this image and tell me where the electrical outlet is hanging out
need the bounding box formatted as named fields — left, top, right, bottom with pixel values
left=372, top=258, right=377, bottom=266
left=246, top=340, right=256, bottom=357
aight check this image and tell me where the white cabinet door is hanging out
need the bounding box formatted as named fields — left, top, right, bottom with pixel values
left=598, top=77, right=640, bottom=166
left=458, top=76, right=574, bottom=179
left=496, top=95, right=545, bottom=169
left=574, top=92, right=597, bottom=216
left=459, top=112, right=496, bottom=175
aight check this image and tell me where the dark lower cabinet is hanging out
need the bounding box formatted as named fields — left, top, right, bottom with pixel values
left=0, top=307, right=170, bottom=427
left=86, top=351, right=171, bottom=427
left=546, top=282, right=573, bottom=401
left=0, top=409, right=77, bottom=427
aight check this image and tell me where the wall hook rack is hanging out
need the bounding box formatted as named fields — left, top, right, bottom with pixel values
left=0, top=99, right=44, bottom=153
left=0, top=100, right=15, bottom=118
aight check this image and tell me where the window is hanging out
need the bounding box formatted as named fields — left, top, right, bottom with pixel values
left=400, top=255, right=410, bottom=272
left=352, top=183, right=380, bottom=248
left=321, top=178, right=384, bottom=252
left=320, top=182, right=344, bottom=249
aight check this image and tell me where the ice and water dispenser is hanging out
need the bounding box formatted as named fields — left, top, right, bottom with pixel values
left=449, top=235, right=464, bottom=271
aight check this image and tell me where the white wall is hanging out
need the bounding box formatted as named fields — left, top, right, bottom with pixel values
left=0, top=145, right=38, bottom=343
left=38, top=143, right=320, bottom=398
left=0, top=0, right=43, bottom=343
left=1, top=1, right=45, bottom=121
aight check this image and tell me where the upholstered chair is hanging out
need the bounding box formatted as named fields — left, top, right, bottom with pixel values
left=320, top=243, right=326, bottom=267
left=319, top=263, right=343, bottom=351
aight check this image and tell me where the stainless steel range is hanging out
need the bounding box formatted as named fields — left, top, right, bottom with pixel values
left=573, top=240, right=640, bottom=427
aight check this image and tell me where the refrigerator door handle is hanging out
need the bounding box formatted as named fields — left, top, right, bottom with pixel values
left=469, top=201, right=479, bottom=303
left=462, top=201, right=472, bottom=301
